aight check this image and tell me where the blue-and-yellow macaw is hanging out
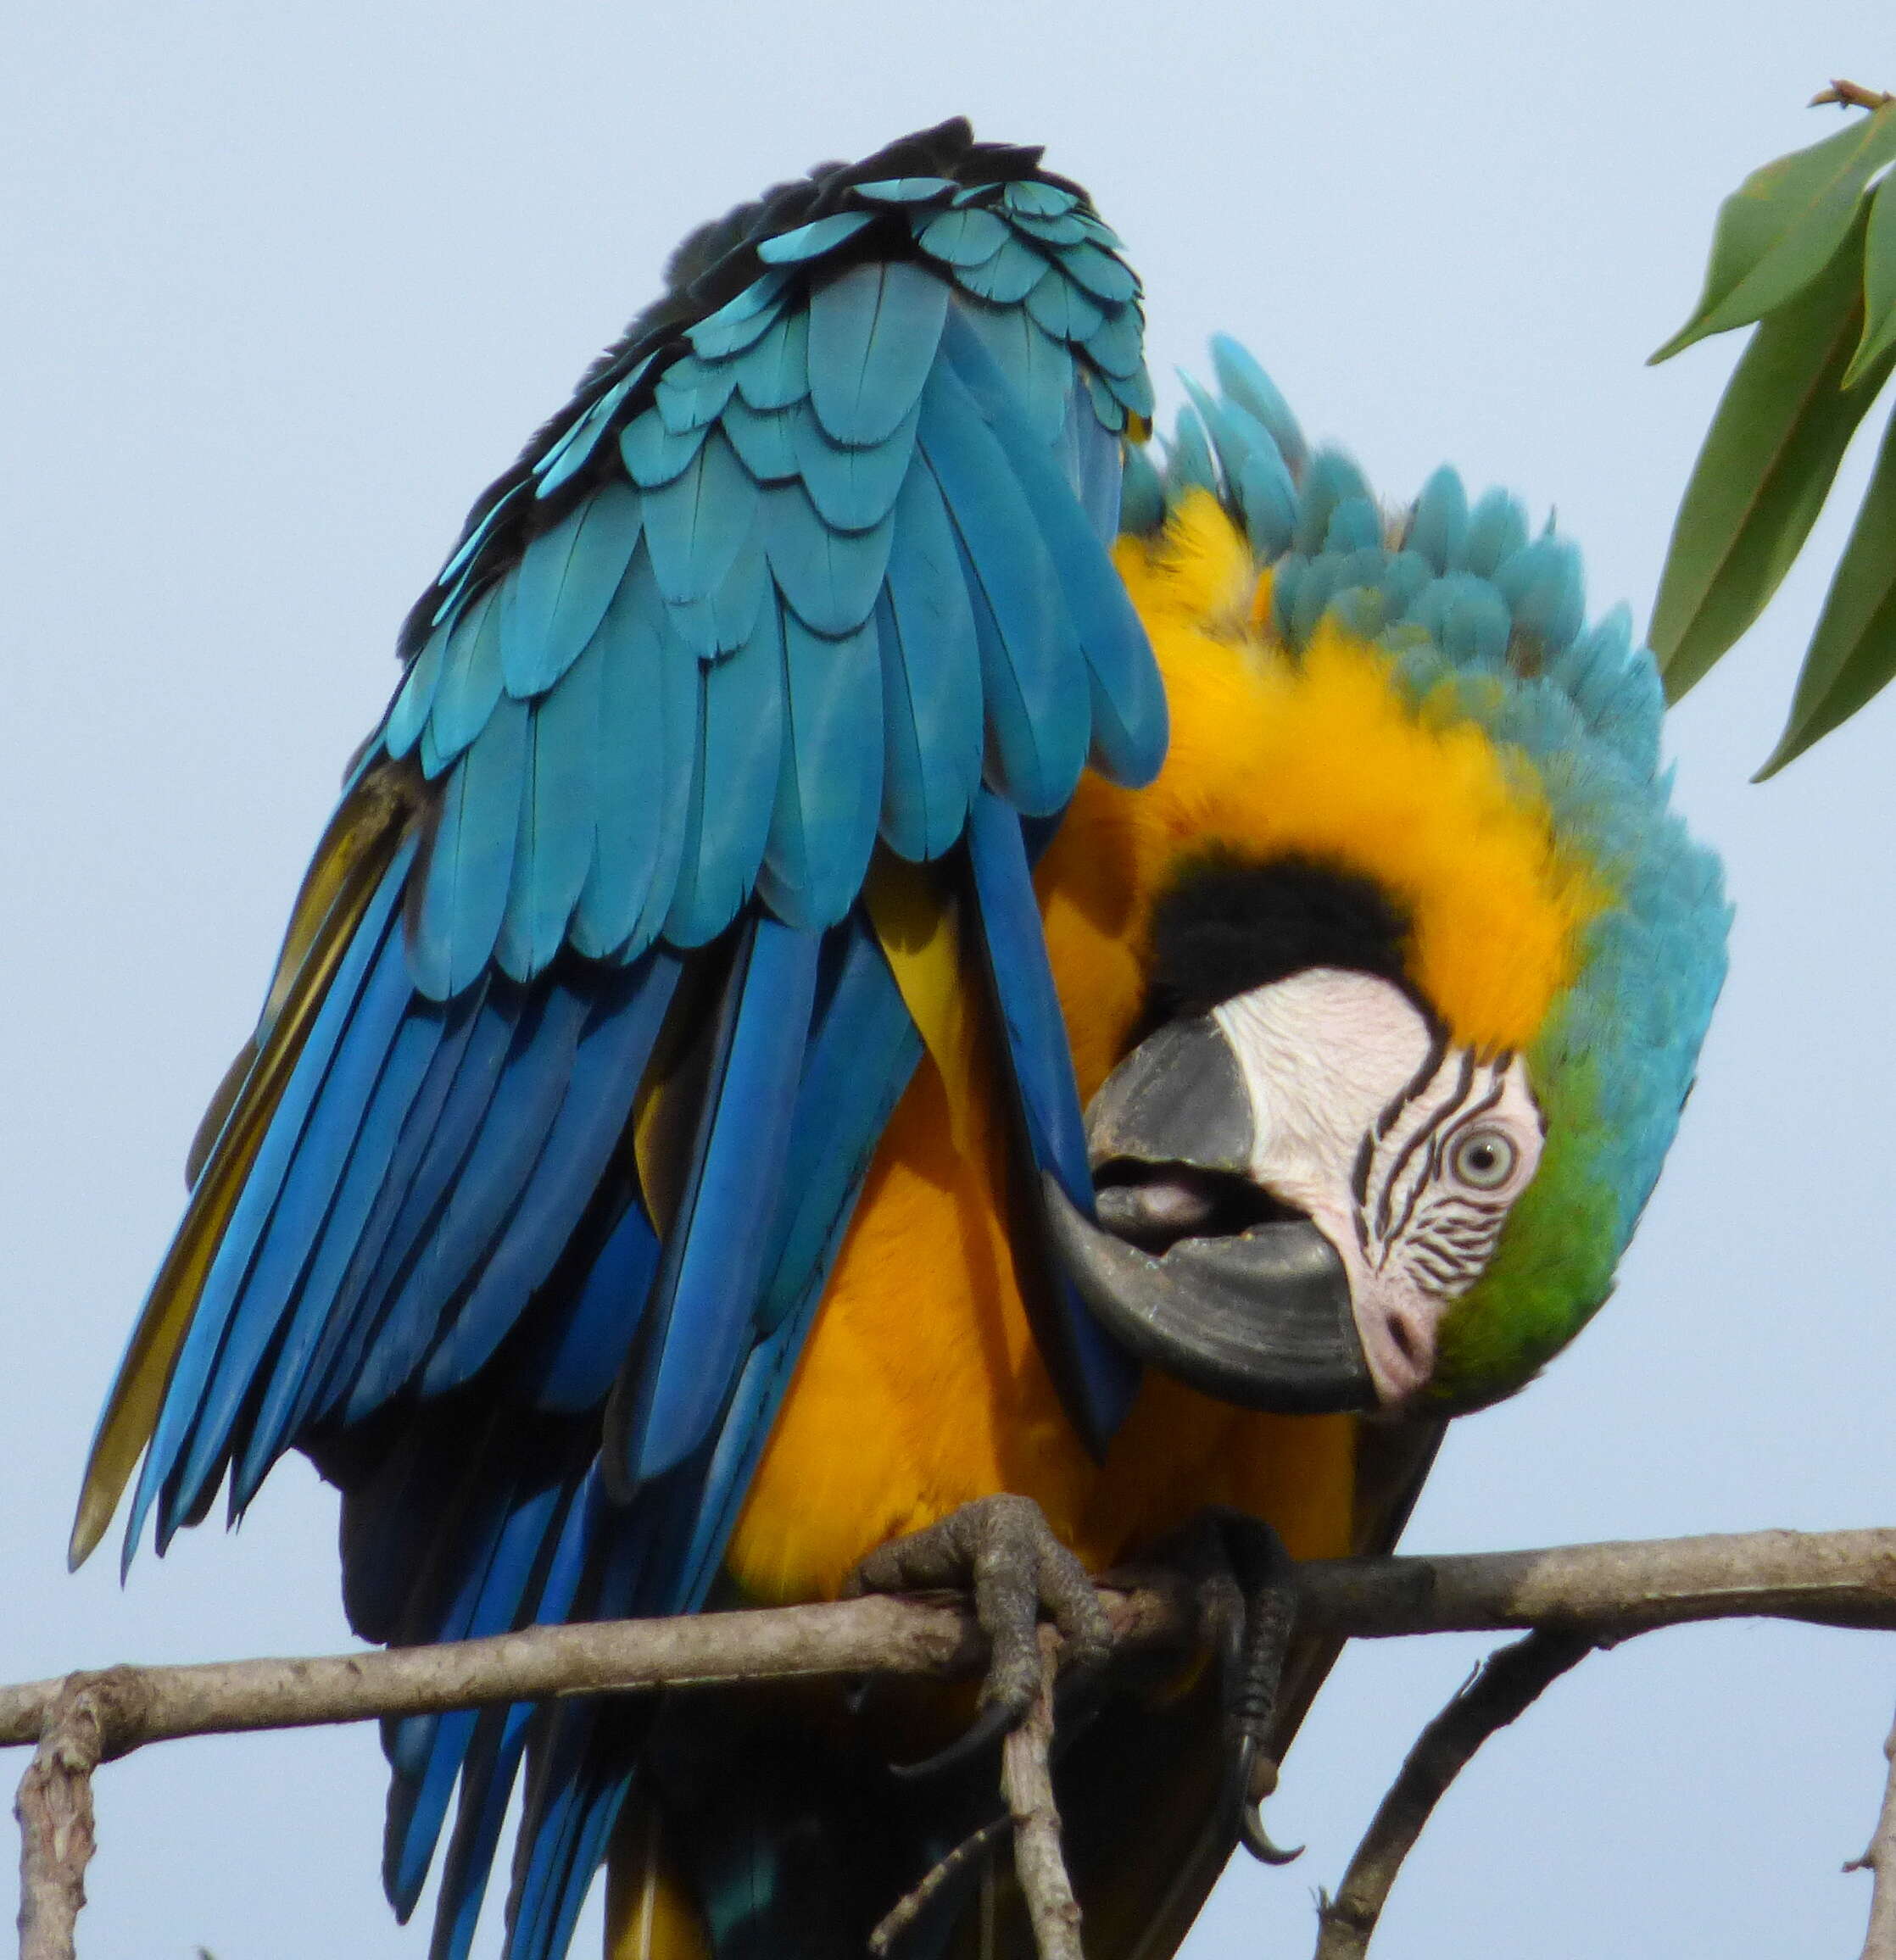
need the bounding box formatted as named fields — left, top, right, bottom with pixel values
left=70, top=120, right=1728, bottom=1960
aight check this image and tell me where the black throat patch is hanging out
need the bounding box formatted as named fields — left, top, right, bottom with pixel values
left=1140, top=851, right=1415, bottom=1029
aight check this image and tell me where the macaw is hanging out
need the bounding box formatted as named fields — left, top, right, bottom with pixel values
left=70, top=119, right=1728, bottom=1960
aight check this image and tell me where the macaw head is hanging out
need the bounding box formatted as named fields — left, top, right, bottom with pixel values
left=1043, top=338, right=1730, bottom=1418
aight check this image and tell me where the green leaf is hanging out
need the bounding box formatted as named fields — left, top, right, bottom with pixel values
left=1650, top=210, right=1892, bottom=699
left=1845, top=167, right=1896, bottom=387
left=1756, top=399, right=1896, bottom=776
left=1650, top=104, right=1896, bottom=363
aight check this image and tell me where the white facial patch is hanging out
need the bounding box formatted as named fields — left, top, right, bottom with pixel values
left=1213, top=969, right=1544, bottom=1403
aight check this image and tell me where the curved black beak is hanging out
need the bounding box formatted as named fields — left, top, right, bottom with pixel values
left=1042, top=1018, right=1378, bottom=1416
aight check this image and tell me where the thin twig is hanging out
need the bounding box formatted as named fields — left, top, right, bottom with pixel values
left=1002, top=1632, right=1084, bottom=1960
left=868, top=1819, right=1010, bottom=1958
left=14, top=1679, right=110, bottom=1960
left=1811, top=80, right=1894, bottom=112
left=1847, top=1698, right=1896, bottom=1960
left=4, top=1528, right=1896, bottom=1757
left=1313, top=1630, right=1597, bottom=1960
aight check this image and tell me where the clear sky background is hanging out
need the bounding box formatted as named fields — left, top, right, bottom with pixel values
left=4, top=6, right=1895, bottom=1957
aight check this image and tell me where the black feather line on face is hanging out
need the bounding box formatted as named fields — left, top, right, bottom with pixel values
left=1137, top=851, right=1417, bottom=1033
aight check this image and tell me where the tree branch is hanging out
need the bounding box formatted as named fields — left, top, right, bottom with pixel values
left=1849, top=1698, right=1896, bottom=1960
left=1002, top=1632, right=1085, bottom=1960
left=9, top=1527, right=1896, bottom=1960
left=1312, top=1630, right=1598, bottom=1960
left=4, top=1528, right=1892, bottom=1759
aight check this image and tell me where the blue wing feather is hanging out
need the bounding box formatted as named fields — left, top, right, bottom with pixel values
left=103, top=135, right=1166, bottom=1960
left=662, top=608, right=785, bottom=947
left=965, top=793, right=1139, bottom=1452
left=500, top=481, right=643, bottom=698
left=605, top=916, right=822, bottom=1491
left=806, top=259, right=948, bottom=447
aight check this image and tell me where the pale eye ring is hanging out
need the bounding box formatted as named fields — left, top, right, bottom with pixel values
left=1449, top=1125, right=1520, bottom=1190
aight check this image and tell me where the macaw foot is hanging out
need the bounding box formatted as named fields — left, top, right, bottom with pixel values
left=1164, top=1506, right=1302, bottom=1865
left=845, top=1494, right=1113, bottom=1779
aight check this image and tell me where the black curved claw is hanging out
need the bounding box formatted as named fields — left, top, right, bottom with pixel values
left=845, top=1495, right=1113, bottom=1782
left=889, top=1696, right=1022, bottom=1781
left=1227, top=1734, right=1304, bottom=1865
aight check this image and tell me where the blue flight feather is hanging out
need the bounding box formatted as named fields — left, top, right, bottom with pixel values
left=653, top=356, right=739, bottom=436
left=940, top=314, right=1163, bottom=787
left=758, top=613, right=884, bottom=928
left=566, top=553, right=670, bottom=959
left=1004, top=180, right=1078, bottom=218
left=789, top=400, right=919, bottom=531
left=125, top=842, right=415, bottom=1561
left=419, top=957, right=680, bottom=1398
left=965, top=793, right=1139, bottom=1452
left=413, top=694, right=529, bottom=999
left=720, top=397, right=801, bottom=483
left=1083, top=303, right=1143, bottom=379
left=732, top=310, right=810, bottom=414
left=956, top=303, right=1072, bottom=443
left=1005, top=209, right=1089, bottom=246
left=496, top=640, right=603, bottom=982
left=435, top=484, right=527, bottom=595
left=605, top=915, right=823, bottom=1490
left=522, top=1192, right=659, bottom=1415
left=761, top=479, right=895, bottom=636
left=421, top=588, right=505, bottom=776
left=617, top=409, right=711, bottom=491
left=806, top=259, right=948, bottom=447
left=533, top=370, right=645, bottom=502
left=955, top=234, right=1049, bottom=304
left=755, top=211, right=873, bottom=264
left=158, top=867, right=421, bottom=1538
left=340, top=988, right=590, bottom=1423
left=339, top=983, right=593, bottom=1423
left=1052, top=239, right=1136, bottom=304
left=851, top=175, right=956, bottom=203
left=572, top=552, right=699, bottom=962
left=1023, top=269, right=1104, bottom=346
left=684, top=271, right=792, bottom=357
left=663, top=607, right=785, bottom=946
left=914, top=365, right=1088, bottom=816
left=666, top=509, right=768, bottom=660
left=875, top=465, right=984, bottom=859
left=917, top=205, right=1010, bottom=268
left=232, top=983, right=489, bottom=1501
left=385, top=620, right=449, bottom=761
left=640, top=431, right=756, bottom=609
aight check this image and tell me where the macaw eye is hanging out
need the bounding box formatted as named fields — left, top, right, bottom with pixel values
left=1448, top=1125, right=1519, bottom=1190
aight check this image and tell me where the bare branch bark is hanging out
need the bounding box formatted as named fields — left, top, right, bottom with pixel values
left=1002, top=1633, right=1084, bottom=1960
left=868, top=1820, right=1010, bottom=1959
left=1312, top=1630, right=1597, bottom=1960
left=1849, top=1699, right=1896, bottom=1960
left=14, top=1679, right=113, bottom=1960
left=3, top=1528, right=1895, bottom=1762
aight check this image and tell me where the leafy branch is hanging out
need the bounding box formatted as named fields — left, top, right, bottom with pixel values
left=11, top=1527, right=1896, bottom=1960
left=1650, top=81, right=1896, bottom=773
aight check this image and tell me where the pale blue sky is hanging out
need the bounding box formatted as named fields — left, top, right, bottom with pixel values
left=4, top=6, right=1895, bottom=1957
